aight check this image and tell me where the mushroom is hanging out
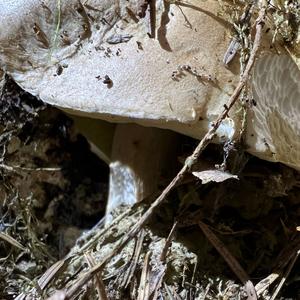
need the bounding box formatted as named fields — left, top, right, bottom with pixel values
left=0, top=0, right=299, bottom=219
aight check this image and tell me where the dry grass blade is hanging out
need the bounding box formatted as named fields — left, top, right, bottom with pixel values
left=64, top=265, right=102, bottom=300
left=122, top=229, right=145, bottom=288
left=164, top=283, right=174, bottom=300
left=198, top=221, right=257, bottom=300
left=0, top=231, right=26, bottom=251
left=270, top=250, right=300, bottom=300
left=84, top=252, right=108, bottom=300
left=137, top=251, right=151, bottom=300
left=65, top=249, right=114, bottom=297
left=16, top=258, right=70, bottom=300
left=255, top=273, right=280, bottom=297
left=256, top=234, right=300, bottom=296
left=38, top=258, right=71, bottom=289
left=11, top=165, right=61, bottom=172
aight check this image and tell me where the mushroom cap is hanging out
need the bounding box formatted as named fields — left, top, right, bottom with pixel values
left=246, top=54, right=300, bottom=170
left=0, top=0, right=241, bottom=141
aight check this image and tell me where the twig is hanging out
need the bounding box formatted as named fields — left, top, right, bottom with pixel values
left=149, top=0, right=156, bottom=38
left=125, top=0, right=267, bottom=240
left=56, top=2, right=268, bottom=298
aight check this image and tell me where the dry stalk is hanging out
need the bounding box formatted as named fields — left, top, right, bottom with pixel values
left=50, top=2, right=268, bottom=298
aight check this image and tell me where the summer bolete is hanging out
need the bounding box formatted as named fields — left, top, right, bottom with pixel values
left=1, top=0, right=300, bottom=219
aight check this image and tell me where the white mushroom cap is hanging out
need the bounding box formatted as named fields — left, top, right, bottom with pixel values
left=246, top=54, right=300, bottom=170
left=0, top=0, right=241, bottom=142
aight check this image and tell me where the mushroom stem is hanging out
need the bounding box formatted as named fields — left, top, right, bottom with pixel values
left=105, top=124, right=179, bottom=224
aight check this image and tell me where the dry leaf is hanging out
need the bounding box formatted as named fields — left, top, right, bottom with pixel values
left=192, top=170, right=238, bottom=184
